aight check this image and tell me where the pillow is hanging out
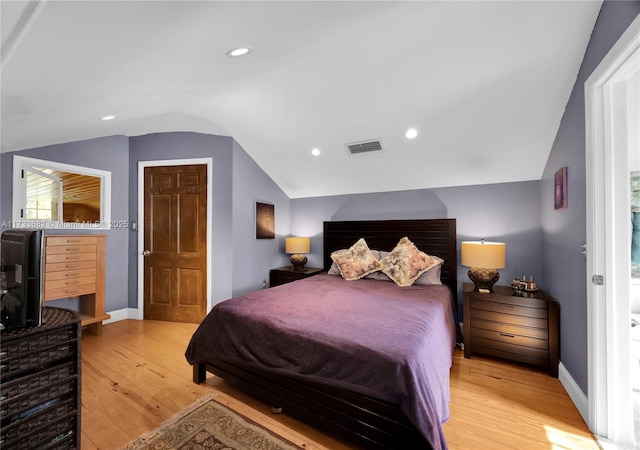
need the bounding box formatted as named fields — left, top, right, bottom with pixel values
left=329, top=249, right=382, bottom=277
left=328, top=260, right=342, bottom=276
left=369, top=252, right=443, bottom=284
left=380, top=237, right=441, bottom=287
left=330, top=239, right=382, bottom=281
left=367, top=251, right=392, bottom=281
left=413, top=255, right=444, bottom=285
left=329, top=248, right=444, bottom=284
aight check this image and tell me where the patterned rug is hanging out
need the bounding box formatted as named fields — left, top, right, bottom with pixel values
left=121, top=395, right=302, bottom=450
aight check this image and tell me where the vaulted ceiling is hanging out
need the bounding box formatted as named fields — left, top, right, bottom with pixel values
left=1, top=1, right=602, bottom=198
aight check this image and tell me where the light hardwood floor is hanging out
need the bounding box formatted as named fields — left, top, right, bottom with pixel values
left=80, top=319, right=599, bottom=449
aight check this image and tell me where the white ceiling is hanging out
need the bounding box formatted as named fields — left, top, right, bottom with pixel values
left=1, top=0, right=602, bottom=198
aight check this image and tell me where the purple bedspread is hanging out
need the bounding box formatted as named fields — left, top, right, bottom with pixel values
left=185, top=273, right=456, bottom=449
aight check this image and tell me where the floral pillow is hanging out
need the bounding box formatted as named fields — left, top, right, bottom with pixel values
left=329, top=249, right=382, bottom=278
left=330, top=238, right=382, bottom=281
left=414, top=255, right=444, bottom=285
left=380, top=237, right=441, bottom=287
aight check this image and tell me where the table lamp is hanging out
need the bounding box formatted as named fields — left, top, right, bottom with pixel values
left=461, top=240, right=506, bottom=293
left=285, top=237, right=310, bottom=271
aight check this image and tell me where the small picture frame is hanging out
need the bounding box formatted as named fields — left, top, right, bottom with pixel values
left=554, top=166, right=567, bottom=210
left=256, top=202, right=275, bottom=239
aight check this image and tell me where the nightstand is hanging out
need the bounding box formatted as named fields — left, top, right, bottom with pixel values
left=463, top=283, right=560, bottom=377
left=269, top=266, right=323, bottom=287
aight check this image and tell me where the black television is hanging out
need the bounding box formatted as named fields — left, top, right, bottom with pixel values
left=0, top=229, right=44, bottom=332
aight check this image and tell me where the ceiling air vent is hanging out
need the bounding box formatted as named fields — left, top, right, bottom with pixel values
left=345, top=139, right=384, bottom=156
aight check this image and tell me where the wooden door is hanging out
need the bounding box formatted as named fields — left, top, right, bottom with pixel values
left=144, top=164, right=207, bottom=323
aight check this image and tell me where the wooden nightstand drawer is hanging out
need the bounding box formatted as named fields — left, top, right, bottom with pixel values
left=470, top=326, right=549, bottom=349
left=469, top=309, right=548, bottom=329
left=470, top=319, right=549, bottom=340
left=275, top=271, right=304, bottom=284
left=469, top=299, right=548, bottom=320
left=269, top=266, right=322, bottom=287
left=470, top=292, right=547, bottom=309
left=472, top=341, right=549, bottom=368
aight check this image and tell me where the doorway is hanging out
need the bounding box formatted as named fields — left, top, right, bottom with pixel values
left=585, top=14, right=640, bottom=447
left=137, top=158, right=213, bottom=322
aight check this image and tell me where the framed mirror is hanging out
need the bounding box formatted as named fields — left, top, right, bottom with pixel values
left=12, top=155, right=112, bottom=229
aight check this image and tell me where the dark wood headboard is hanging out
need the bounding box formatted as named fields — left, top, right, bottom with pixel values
left=323, top=219, right=458, bottom=305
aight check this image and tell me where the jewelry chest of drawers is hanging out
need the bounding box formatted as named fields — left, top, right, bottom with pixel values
left=44, top=234, right=109, bottom=335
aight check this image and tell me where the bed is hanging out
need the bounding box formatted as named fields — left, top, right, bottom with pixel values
left=186, top=219, right=458, bottom=450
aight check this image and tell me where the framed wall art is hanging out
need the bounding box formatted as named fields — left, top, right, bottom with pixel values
left=554, top=166, right=568, bottom=210
left=256, top=202, right=275, bottom=239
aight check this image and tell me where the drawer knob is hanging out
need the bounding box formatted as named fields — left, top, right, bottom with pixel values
left=499, top=333, right=515, bottom=338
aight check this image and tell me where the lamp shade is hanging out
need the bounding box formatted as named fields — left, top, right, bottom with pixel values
left=461, top=241, right=506, bottom=269
left=285, top=237, right=310, bottom=254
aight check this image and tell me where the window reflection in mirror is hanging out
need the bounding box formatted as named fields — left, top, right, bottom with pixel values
left=13, top=156, right=111, bottom=229
left=26, top=167, right=101, bottom=223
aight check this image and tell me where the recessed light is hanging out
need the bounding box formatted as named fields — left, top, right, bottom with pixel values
left=100, top=115, right=116, bottom=121
left=405, top=128, right=418, bottom=139
left=226, top=47, right=252, bottom=58
left=311, top=148, right=321, bottom=156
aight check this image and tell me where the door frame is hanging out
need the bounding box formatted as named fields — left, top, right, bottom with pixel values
left=585, top=13, right=640, bottom=445
left=136, top=158, right=213, bottom=320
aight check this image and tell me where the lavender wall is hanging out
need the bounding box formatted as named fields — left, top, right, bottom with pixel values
left=291, top=180, right=543, bottom=317
left=0, top=135, right=131, bottom=312
left=231, top=140, right=291, bottom=296
left=541, top=1, right=640, bottom=394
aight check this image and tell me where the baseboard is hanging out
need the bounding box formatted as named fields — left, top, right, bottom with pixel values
left=558, top=361, right=589, bottom=425
left=104, top=308, right=142, bottom=323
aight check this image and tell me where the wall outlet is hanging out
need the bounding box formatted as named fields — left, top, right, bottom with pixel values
left=262, top=280, right=268, bottom=289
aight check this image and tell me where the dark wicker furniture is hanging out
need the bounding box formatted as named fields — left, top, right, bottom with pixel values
left=1, top=307, right=81, bottom=450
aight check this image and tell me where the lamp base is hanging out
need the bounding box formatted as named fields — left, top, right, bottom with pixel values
left=468, top=267, right=500, bottom=293
left=290, top=254, right=307, bottom=271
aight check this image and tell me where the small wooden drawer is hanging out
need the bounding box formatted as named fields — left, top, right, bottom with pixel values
left=471, top=335, right=549, bottom=358
left=45, top=244, right=97, bottom=255
left=472, top=342, right=549, bottom=368
left=274, top=272, right=302, bottom=283
left=269, top=267, right=323, bottom=287
left=474, top=293, right=548, bottom=309
left=470, top=327, right=549, bottom=350
left=46, top=260, right=97, bottom=272
left=45, top=284, right=96, bottom=300
left=470, top=318, right=549, bottom=340
left=469, top=309, right=548, bottom=329
left=46, top=252, right=97, bottom=264
left=46, top=276, right=96, bottom=290
left=45, top=236, right=98, bottom=246
left=45, top=268, right=97, bottom=281
left=469, top=298, right=548, bottom=319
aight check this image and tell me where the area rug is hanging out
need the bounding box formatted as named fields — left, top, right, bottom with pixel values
left=121, top=394, right=302, bottom=450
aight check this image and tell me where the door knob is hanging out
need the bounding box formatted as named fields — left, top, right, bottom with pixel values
left=142, top=250, right=151, bottom=256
